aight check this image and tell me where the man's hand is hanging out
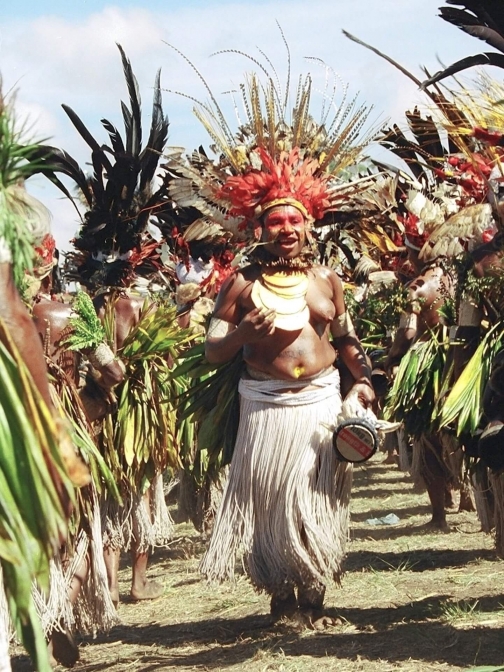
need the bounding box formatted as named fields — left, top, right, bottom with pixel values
left=237, top=307, right=276, bottom=343
left=351, top=381, right=375, bottom=409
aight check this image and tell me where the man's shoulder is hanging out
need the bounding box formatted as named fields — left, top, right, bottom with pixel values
left=221, top=264, right=259, bottom=288
left=33, top=298, right=72, bottom=320
left=310, top=264, right=341, bottom=286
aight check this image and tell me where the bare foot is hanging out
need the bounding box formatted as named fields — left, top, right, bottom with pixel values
left=110, top=586, right=119, bottom=608
left=49, top=627, right=79, bottom=668
left=130, top=578, right=164, bottom=601
left=295, top=608, right=342, bottom=630
left=420, top=518, right=451, bottom=533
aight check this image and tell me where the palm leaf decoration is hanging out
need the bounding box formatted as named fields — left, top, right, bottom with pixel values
left=172, top=342, right=244, bottom=484
left=101, top=298, right=193, bottom=490
left=0, top=84, right=52, bottom=290
left=385, top=330, right=449, bottom=438
left=438, top=321, right=504, bottom=436
left=47, top=358, right=120, bottom=504
left=0, top=319, right=74, bottom=672
left=0, top=76, right=77, bottom=672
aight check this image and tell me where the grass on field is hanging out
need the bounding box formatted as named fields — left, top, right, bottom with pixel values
left=11, top=455, right=504, bottom=672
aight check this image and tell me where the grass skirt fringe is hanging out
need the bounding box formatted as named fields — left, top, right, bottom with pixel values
left=102, top=473, right=173, bottom=554
left=200, top=370, right=352, bottom=595
left=72, top=490, right=118, bottom=636
left=32, top=558, right=73, bottom=637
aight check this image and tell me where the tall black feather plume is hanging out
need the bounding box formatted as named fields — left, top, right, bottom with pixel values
left=101, top=118, right=126, bottom=155
left=422, top=53, right=504, bottom=87
left=61, top=104, right=113, bottom=176
left=117, top=43, right=142, bottom=157
left=31, top=145, right=93, bottom=210
left=421, top=1, right=504, bottom=87
left=140, top=69, right=169, bottom=192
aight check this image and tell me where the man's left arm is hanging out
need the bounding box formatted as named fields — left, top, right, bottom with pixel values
left=328, top=270, right=374, bottom=408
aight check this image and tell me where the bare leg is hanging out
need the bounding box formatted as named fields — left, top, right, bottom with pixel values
left=459, top=481, right=475, bottom=512
left=104, top=545, right=120, bottom=607
left=130, top=543, right=164, bottom=601
left=297, top=582, right=325, bottom=611
left=296, top=582, right=339, bottom=629
left=420, top=436, right=451, bottom=532
left=269, top=585, right=297, bottom=621
left=129, top=492, right=163, bottom=601
left=425, top=476, right=450, bottom=531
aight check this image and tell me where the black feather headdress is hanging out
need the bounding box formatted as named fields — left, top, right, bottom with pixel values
left=37, top=44, right=171, bottom=289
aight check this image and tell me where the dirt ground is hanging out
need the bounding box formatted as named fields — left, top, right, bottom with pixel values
left=12, top=454, right=504, bottom=672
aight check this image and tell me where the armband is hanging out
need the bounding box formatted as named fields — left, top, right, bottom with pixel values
left=88, top=342, right=115, bottom=369
left=207, top=317, right=234, bottom=339
left=333, top=311, right=354, bottom=337
left=399, top=312, right=418, bottom=331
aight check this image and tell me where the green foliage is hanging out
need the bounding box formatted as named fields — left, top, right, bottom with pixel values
left=438, top=322, right=504, bottom=436
left=172, top=342, right=244, bottom=483
left=103, top=300, right=194, bottom=489
left=385, top=330, right=448, bottom=437
left=461, top=268, right=504, bottom=308
left=436, top=296, right=456, bottom=325
left=65, top=291, right=106, bottom=351
left=0, top=94, right=50, bottom=289
left=0, top=319, right=74, bottom=672
left=345, top=282, right=409, bottom=349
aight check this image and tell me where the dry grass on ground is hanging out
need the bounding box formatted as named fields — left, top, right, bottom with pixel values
left=12, top=455, right=504, bottom=671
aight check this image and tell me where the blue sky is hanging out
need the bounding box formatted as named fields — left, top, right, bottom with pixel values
left=0, top=1, right=486, bottom=249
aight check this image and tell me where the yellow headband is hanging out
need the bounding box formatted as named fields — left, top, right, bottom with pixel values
left=260, top=198, right=310, bottom=219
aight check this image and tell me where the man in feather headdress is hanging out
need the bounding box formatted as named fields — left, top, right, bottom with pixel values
left=385, top=181, right=498, bottom=530
left=29, top=240, right=126, bottom=666
left=38, top=45, right=189, bottom=606
left=199, top=165, right=374, bottom=622
left=169, top=51, right=378, bottom=621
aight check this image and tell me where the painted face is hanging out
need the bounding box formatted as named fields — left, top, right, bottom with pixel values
left=261, top=204, right=307, bottom=259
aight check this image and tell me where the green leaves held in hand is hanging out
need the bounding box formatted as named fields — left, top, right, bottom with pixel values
left=65, top=291, right=106, bottom=351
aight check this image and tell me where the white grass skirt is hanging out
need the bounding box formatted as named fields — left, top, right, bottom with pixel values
left=200, top=370, right=352, bottom=595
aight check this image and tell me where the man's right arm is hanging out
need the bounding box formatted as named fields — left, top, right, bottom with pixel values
left=205, top=272, right=275, bottom=364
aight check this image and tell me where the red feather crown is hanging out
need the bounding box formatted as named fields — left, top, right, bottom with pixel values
left=216, top=147, right=331, bottom=222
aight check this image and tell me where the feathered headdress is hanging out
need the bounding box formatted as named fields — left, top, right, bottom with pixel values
left=36, top=45, right=171, bottom=289
left=375, top=93, right=500, bottom=261
left=216, top=147, right=331, bottom=222
left=165, top=30, right=379, bottom=246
